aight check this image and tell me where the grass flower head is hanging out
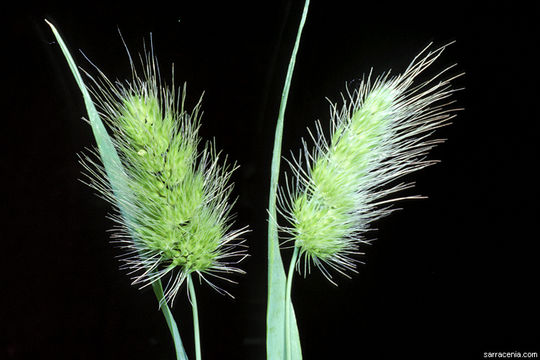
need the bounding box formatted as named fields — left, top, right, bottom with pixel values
left=81, top=43, right=248, bottom=305
left=279, top=44, right=460, bottom=282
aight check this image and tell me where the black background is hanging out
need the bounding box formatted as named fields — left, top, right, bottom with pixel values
left=5, top=1, right=539, bottom=359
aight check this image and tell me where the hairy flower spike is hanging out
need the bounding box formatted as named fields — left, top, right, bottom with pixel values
left=80, top=46, right=248, bottom=305
left=279, top=44, right=460, bottom=282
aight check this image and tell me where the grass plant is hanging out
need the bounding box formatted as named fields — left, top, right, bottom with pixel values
left=47, top=2, right=460, bottom=358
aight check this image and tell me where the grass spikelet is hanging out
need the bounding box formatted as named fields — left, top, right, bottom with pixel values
left=279, top=43, right=461, bottom=282
left=80, top=40, right=249, bottom=306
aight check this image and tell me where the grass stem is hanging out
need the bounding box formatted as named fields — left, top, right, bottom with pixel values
left=285, top=246, right=300, bottom=360
left=187, top=274, right=202, bottom=360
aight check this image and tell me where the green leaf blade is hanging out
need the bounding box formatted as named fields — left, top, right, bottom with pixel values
left=266, top=1, right=309, bottom=359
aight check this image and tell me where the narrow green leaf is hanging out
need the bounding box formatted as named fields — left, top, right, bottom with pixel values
left=46, top=20, right=188, bottom=360
left=152, top=281, right=189, bottom=360
left=266, top=1, right=309, bottom=359
left=45, top=20, right=125, bottom=202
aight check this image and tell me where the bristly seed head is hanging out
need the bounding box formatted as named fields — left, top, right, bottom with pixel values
left=80, top=41, right=249, bottom=306
left=278, top=43, right=461, bottom=283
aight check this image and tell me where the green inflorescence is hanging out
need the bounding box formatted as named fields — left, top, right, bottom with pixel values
left=115, top=92, right=224, bottom=274
left=292, top=85, right=395, bottom=262
left=74, top=45, right=249, bottom=305
left=283, top=45, right=459, bottom=278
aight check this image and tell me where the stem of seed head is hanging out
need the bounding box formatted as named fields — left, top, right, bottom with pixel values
left=285, top=246, right=300, bottom=360
left=188, top=274, right=202, bottom=360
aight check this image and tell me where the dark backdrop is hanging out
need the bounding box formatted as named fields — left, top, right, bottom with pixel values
left=5, top=1, right=539, bottom=359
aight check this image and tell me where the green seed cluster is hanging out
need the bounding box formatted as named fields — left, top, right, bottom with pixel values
left=81, top=57, right=248, bottom=303
left=116, top=92, right=225, bottom=273
left=292, top=86, right=394, bottom=267
left=282, top=45, right=458, bottom=279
